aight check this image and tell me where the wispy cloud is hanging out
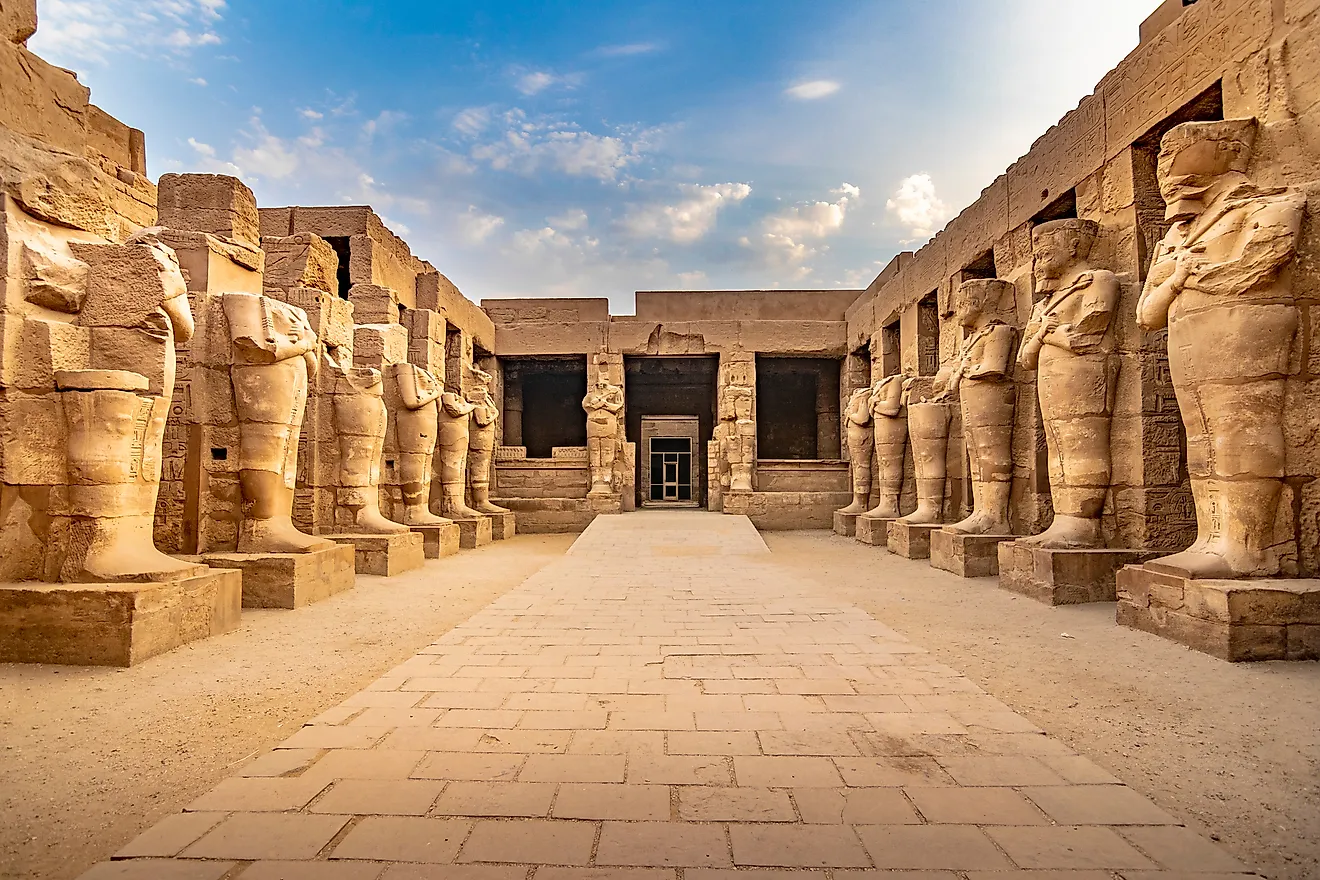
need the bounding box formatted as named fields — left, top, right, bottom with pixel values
left=784, top=79, right=841, bottom=100
left=30, top=0, right=227, bottom=65
left=744, top=183, right=861, bottom=278
left=469, top=110, right=661, bottom=182
left=513, top=69, right=583, bottom=96
left=621, top=183, right=752, bottom=244
left=595, top=42, right=660, bottom=57
left=885, top=173, right=949, bottom=245
left=460, top=206, right=505, bottom=244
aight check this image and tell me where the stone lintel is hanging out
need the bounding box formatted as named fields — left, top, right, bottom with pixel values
left=329, top=532, right=425, bottom=577
left=886, top=521, right=943, bottom=559
left=930, top=530, right=1019, bottom=578
left=1116, top=566, right=1320, bottom=662
left=998, top=542, right=1164, bottom=605
left=201, top=545, right=355, bottom=609
left=0, top=568, right=241, bottom=666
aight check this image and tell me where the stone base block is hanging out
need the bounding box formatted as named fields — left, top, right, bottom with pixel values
left=330, top=532, right=425, bottom=577
left=886, top=521, right=942, bottom=559
left=930, top=530, right=1018, bottom=578
left=488, top=512, right=517, bottom=540
left=0, top=568, right=242, bottom=667
left=411, top=523, right=461, bottom=559
left=586, top=494, right=623, bottom=515
left=1116, top=566, right=1320, bottom=661
left=834, top=510, right=861, bottom=537
left=202, top=544, right=356, bottom=609
left=998, top=543, right=1163, bottom=605
left=856, top=514, right=898, bottom=546
left=453, top=516, right=494, bottom=549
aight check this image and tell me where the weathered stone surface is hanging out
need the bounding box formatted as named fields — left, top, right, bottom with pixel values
left=454, top=515, right=493, bottom=549
left=999, top=541, right=1163, bottom=605
left=409, top=521, right=460, bottom=558
left=0, top=568, right=241, bottom=666
left=261, top=233, right=337, bottom=295
left=202, top=544, right=355, bottom=610
left=855, top=513, right=898, bottom=547
left=833, top=510, right=861, bottom=537
left=887, top=521, right=941, bottom=559
left=930, top=529, right=1017, bottom=578
left=158, top=174, right=261, bottom=250
left=329, top=532, right=424, bottom=577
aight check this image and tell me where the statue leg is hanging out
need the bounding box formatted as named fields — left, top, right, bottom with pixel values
left=469, top=440, right=510, bottom=514
left=396, top=404, right=449, bottom=525
left=898, top=404, right=949, bottom=524
left=948, top=382, right=1014, bottom=535
left=335, top=389, right=407, bottom=534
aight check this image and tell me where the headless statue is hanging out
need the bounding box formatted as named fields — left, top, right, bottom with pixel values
left=386, top=363, right=449, bottom=526
left=838, top=387, right=874, bottom=515
left=435, top=387, right=483, bottom=520
left=467, top=367, right=509, bottom=515
left=866, top=374, right=908, bottom=519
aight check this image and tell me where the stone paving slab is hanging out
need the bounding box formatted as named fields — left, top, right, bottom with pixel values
left=82, top=512, right=1257, bottom=879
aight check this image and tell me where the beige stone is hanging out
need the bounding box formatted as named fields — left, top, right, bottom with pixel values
left=583, top=350, right=625, bottom=498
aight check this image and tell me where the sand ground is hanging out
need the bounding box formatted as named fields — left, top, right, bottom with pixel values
left=1, top=526, right=1317, bottom=880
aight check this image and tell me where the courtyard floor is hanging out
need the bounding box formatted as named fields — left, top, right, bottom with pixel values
left=48, top=512, right=1277, bottom=879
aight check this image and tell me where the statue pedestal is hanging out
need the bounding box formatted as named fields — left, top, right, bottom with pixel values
left=1116, top=565, right=1320, bottom=661
left=586, top=493, right=623, bottom=515
left=487, top=512, right=517, bottom=541
left=410, top=523, right=461, bottom=559
left=886, top=521, right=942, bottom=559
left=330, top=533, right=425, bottom=577
left=833, top=510, right=861, bottom=537
left=999, top=542, right=1161, bottom=605
left=451, top=516, right=493, bottom=549
left=0, top=568, right=242, bottom=667
left=855, top=514, right=898, bottom=546
left=930, top=530, right=1018, bottom=578
left=202, top=544, right=355, bottom=609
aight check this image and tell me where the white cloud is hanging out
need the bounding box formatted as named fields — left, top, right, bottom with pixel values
left=186, top=137, right=242, bottom=176
left=453, top=107, right=491, bottom=137
left=298, top=108, right=324, bottom=121
left=549, top=209, right=589, bottom=231
left=231, top=118, right=299, bottom=180
left=470, top=111, right=658, bottom=182
left=885, top=173, right=950, bottom=245
left=31, top=0, right=227, bottom=65
left=677, top=270, right=708, bottom=287
left=188, top=77, right=208, bottom=87
left=621, top=183, right=752, bottom=244
left=746, top=183, right=861, bottom=276
left=784, top=80, right=841, bottom=100
left=596, top=42, right=659, bottom=57
left=513, top=70, right=583, bottom=96
left=363, top=110, right=407, bottom=139
left=461, top=206, right=506, bottom=244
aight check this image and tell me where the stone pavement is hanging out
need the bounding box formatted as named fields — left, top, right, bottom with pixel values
left=80, top=512, right=1254, bottom=879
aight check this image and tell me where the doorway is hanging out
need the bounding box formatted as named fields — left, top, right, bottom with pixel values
left=624, top=356, right=718, bottom=508
left=641, top=415, right=700, bottom=507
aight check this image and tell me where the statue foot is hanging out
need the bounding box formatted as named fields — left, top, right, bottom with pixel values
left=401, top=506, right=452, bottom=526
left=897, top=503, right=942, bottom=525
left=1148, top=541, right=1277, bottom=579
left=350, top=508, right=411, bottom=535
left=445, top=503, right=487, bottom=521
left=837, top=500, right=868, bottom=515
left=1018, top=515, right=1102, bottom=550
left=239, top=516, right=334, bottom=554
left=864, top=503, right=900, bottom=519
left=475, top=501, right=511, bottom=515
left=73, top=544, right=206, bottom=584
left=945, top=512, right=1011, bottom=536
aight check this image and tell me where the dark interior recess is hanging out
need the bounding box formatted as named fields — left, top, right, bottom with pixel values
left=503, top=356, right=588, bottom=458
left=917, top=294, right=940, bottom=377
left=624, top=356, right=718, bottom=506
left=962, top=249, right=997, bottom=280
left=1032, top=189, right=1079, bottom=226
left=323, top=236, right=353, bottom=299
left=755, top=356, right=841, bottom=460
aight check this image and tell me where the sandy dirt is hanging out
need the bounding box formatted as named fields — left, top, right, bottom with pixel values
left=765, top=530, right=1320, bottom=880
left=0, top=533, right=575, bottom=880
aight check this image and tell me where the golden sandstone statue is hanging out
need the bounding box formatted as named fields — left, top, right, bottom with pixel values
left=866, top=373, right=908, bottom=519
left=1018, top=219, right=1120, bottom=549
left=1137, top=118, right=1306, bottom=578
left=719, top=383, right=757, bottom=494
left=466, top=367, right=509, bottom=515
left=940, top=279, right=1019, bottom=536
left=435, top=382, right=483, bottom=521
left=385, top=363, right=448, bottom=526
left=582, top=356, right=625, bottom=497
left=838, top=387, right=874, bottom=515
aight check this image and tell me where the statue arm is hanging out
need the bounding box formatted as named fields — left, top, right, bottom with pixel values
left=1017, top=304, right=1048, bottom=371
left=871, top=377, right=905, bottom=417
left=1046, top=272, right=1118, bottom=354
left=162, top=292, right=195, bottom=345
left=441, top=393, right=477, bottom=418
left=967, top=325, right=1016, bottom=379
left=1185, top=195, right=1306, bottom=297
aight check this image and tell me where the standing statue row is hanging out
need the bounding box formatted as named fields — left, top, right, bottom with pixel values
left=842, top=117, right=1303, bottom=579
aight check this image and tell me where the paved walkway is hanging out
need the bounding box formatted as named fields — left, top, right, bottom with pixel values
left=82, top=512, right=1253, bottom=879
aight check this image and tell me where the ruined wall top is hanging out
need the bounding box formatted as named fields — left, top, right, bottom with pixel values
left=632, top=289, right=861, bottom=323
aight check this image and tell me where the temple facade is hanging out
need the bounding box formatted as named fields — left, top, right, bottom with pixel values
left=2, top=0, right=1319, bottom=665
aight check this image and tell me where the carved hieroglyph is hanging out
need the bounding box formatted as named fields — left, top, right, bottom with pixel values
left=838, top=387, right=874, bottom=514
left=327, top=359, right=408, bottom=535
left=1017, top=219, right=1120, bottom=549
left=943, top=279, right=1019, bottom=536
left=435, top=387, right=483, bottom=520
left=867, top=374, right=909, bottom=519
left=385, top=363, right=449, bottom=525
left=719, top=383, right=756, bottom=494
left=222, top=292, right=333, bottom=554
left=1136, top=118, right=1306, bottom=578
left=582, top=356, right=625, bottom=497
left=467, top=367, right=509, bottom=515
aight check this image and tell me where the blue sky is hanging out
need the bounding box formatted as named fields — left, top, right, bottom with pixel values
left=33, top=0, right=1159, bottom=312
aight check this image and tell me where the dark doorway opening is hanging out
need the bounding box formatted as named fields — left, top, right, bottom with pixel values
left=322, top=236, right=353, bottom=299
left=624, top=356, right=718, bottom=507
left=755, top=357, right=842, bottom=460
left=500, top=356, right=588, bottom=457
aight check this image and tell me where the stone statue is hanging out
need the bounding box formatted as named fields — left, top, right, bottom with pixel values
left=942, top=279, right=1019, bottom=536
left=327, top=358, right=408, bottom=535
left=866, top=373, right=909, bottom=519
left=58, top=231, right=204, bottom=582
left=720, top=383, right=756, bottom=493
left=1136, top=118, right=1306, bottom=578
left=896, top=381, right=953, bottom=526
left=1017, top=219, right=1120, bottom=549
left=385, top=363, right=449, bottom=526
left=467, top=367, right=509, bottom=515
left=434, top=384, right=483, bottom=520
left=222, top=292, right=333, bottom=554
left=837, top=387, right=874, bottom=514
left=582, top=358, right=624, bottom=497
